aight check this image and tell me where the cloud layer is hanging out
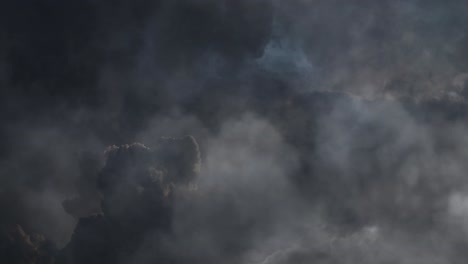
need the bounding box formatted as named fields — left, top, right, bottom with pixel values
left=3, top=1, right=468, bottom=263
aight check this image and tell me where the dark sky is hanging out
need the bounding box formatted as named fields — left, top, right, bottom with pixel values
left=2, top=1, right=468, bottom=263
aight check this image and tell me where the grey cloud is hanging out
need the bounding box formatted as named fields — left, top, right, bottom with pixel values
left=4, top=1, right=468, bottom=264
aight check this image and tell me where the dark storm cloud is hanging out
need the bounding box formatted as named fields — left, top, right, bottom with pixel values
left=273, top=0, right=468, bottom=98
left=0, top=0, right=274, bottom=241
left=56, top=138, right=201, bottom=264
left=3, top=0, right=468, bottom=264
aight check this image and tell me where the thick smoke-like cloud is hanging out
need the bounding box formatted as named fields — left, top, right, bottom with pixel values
left=274, top=0, right=468, bottom=98
left=3, top=0, right=468, bottom=263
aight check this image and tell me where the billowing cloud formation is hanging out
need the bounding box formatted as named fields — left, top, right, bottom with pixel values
left=3, top=1, right=468, bottom=263
left=57, top=137, right=200, bottom=264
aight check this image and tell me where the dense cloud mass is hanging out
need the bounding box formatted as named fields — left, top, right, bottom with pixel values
left=3, top=0, right=468, bottom=263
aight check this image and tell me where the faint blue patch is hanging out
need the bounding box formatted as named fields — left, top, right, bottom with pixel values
left=256, top=38, right=314, bottom=80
